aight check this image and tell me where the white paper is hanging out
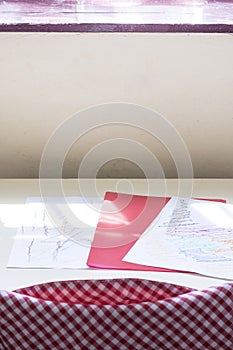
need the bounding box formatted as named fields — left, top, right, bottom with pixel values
left=7, top=197, right=103, bottom=269
left=123, top=197, right=233, bottom=280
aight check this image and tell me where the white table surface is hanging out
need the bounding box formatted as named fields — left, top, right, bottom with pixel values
left=1, top=178, right=233, bottom=291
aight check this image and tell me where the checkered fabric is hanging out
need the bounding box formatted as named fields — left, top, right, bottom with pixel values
left=1, top=279, right=232, bottom=350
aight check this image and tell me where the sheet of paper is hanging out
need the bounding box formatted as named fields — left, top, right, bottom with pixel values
left=123, top=197, right=233, bottom=280
left=7, top=197, right=103, bottom=269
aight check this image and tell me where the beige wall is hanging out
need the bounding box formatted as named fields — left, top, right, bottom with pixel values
left=0, top=33, right=232, bottom=178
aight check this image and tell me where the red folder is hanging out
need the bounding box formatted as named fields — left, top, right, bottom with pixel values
left=87, top=192, right=226, bottom=271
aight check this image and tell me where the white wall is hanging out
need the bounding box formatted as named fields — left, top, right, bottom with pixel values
left=0, top=33, right=232, bottom=178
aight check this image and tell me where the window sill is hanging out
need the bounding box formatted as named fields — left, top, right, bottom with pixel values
left=0, top=1, right=232, bottom=33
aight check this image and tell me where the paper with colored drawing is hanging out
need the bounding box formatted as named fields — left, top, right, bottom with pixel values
left=123, top=197, right=233, bottom=280
left=7, top=197, right=103, bottom=269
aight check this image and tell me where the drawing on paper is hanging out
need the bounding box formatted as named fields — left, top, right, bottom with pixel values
left=123, top=197, right=233, bottom=279
left=7, top=197, right=103, bottom=269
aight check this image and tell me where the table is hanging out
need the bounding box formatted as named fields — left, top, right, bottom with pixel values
left=1, top=178, right=233, bottom=291
left=1, top=0, right=233, bottom=33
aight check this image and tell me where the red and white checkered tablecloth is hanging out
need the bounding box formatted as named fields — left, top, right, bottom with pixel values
left=1, top=279, right=233, bottom=350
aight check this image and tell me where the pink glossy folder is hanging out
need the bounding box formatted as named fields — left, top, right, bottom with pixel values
left=87, top=192, right=226, bottom=271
